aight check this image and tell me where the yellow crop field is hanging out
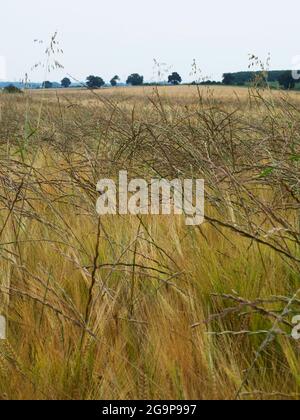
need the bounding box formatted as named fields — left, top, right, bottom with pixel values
left=0, top=84, right=299, bottom=400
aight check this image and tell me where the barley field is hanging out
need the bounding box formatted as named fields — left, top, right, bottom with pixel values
left=0, top=85, right=299, bottom=400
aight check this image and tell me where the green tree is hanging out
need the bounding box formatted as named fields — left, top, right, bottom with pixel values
left=222, top=73, right=235, bottom=85
left=126, top=73, right=144, bottom=86
left=110, top=75, right=120, bottom=87
left=86, top=75, right=105, bottom=89
left=278, top=71, right=295, bottom=90
left=61, top=77, right=71, bottom=88
left=3, top=84, right=23, bottom=94
left=42, top=81, right=53, bottom=89
left=168, top=72, right=182, bottom=85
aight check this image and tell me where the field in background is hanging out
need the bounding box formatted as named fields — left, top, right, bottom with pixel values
left=27, top=83, right=300, bottom=103
left=0, top=85, right=299, bottom=400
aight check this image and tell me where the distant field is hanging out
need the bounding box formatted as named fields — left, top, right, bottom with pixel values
left=0, top=84, right=299, bottom=400
left=27, top=83, right=300, bottom=101
left=24, top=85, right=300, bottom=114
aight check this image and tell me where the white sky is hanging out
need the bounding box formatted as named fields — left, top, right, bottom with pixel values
left=0, top=0, right=300, bottom=83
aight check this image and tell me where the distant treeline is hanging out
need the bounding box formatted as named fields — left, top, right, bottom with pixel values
left=222, top=70, right=298, bottom=88
left=1, top=70, right=299, bottom=91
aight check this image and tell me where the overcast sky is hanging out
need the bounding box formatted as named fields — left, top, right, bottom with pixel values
left=0, top=0, right=300, bottom=83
